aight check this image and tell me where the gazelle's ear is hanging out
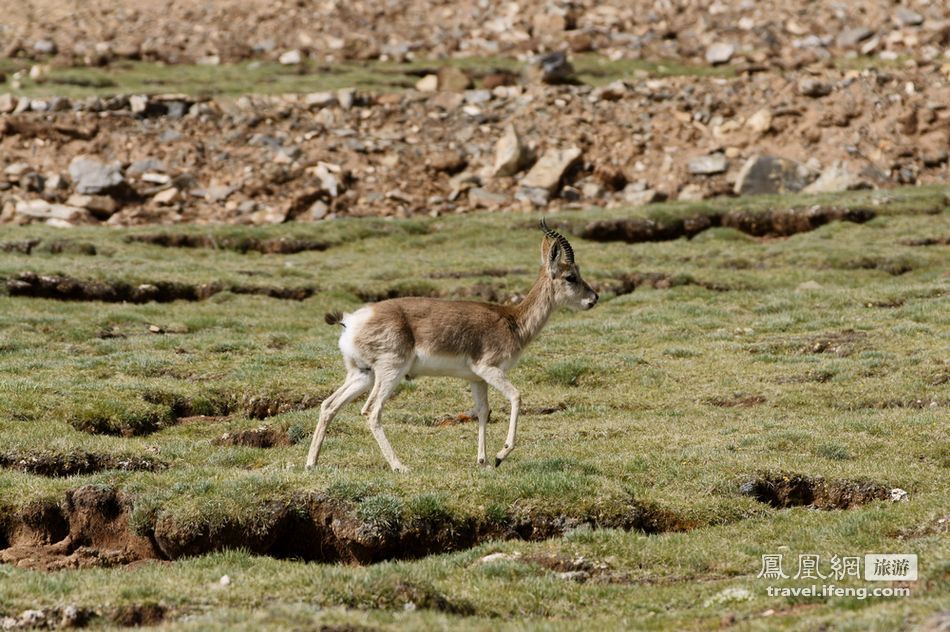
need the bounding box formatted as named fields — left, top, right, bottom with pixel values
left=541, top=234, right=560, bottom=267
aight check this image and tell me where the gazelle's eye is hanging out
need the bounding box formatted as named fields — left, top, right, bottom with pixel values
left=565, top=274, right=577, bottom=283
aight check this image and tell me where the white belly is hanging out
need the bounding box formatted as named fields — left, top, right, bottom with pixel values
left=408, top=353, right=479, bottom=380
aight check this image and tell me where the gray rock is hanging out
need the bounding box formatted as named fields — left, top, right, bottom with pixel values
left=32, top=39, right=57, bottom=54
left=492, top=124, right=528, bottom=177
left=836, top=27, right=874, bottom=48
left=688, top=153, right=728, bottom=175
left=279, top=49, right=303, bottom=65
left=705, top=42, right=735, bottom=65
left=464, top=89, right=492, bottom=105
left=308, top=199, right=329, bottom=220
left=677, top=183, right=705, bottom=201
left=127, top=158, right=166, bottom=175
left=159, top=129, right=182, bottom=143
left=4, top=163, right=31, bottom=179
left=802, top=161, right=870, bottom=193
left=468, top=187, right=508, bottom=208
left=734, top=155, right=815, bottom=195
left=305, top=92, right=337, bottom=108
left=68, top=156, right=124, bottom=194
left=894, top=7, right=923, bottom=26
left=0, top=93, right=17, bottom=113
left=337, top=88, right=356, bottom=110
left=798, top=78, right=833, bottom=97
left=529, top=50, right=576, bottom=84
left=622, top=186, right=660, bottom=206
left=66, top=194, right=118, bottom=217
left=16, top=199, right=88, bottom=222
left=520, top=146, right=582, bottom=193
left=129, top=94, right=149, bottom=114
left=515, top=186, right=552, bottom=206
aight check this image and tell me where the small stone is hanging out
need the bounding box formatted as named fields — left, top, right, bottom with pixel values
left=279, top=49, right=303, bottom=65
left=836, top=26, right=874, bottom=48
left=705, top=42, right=735, bottom=65
left=479, top=552, right=519, bottom=564
left=141, top=172, right=172, bottom=185
left=464, top=89, right=492, bottom=105
left=219, top=575, right=232, bottom=586
left=734, top=155, right=815, bottom=195
left=66, top=194, right=117, bottom=218
left=304, top=92, right=337, bottom=108
left=581, top=181, right=604, bottom=198
left=428, top=149, right=467, bottom=174
left=437, top=66, right=473, bottom=92
left=677, top=183, right=705, bottom=201
left=745, top=108, right=772, bottom=135
left=519, top=146, right=582, bottom=193
left=592, top=80, right=628, bottom=101
left=688, top=153, right=728, bottom=175
left=798, top=78, right=833, bottom=97
left=415, top=74, right=439, bottom=92
left=528, top=50, right=576, bottom=84
left=4, top=162, right=31, bottom=179
left=32, top=39, right=57, bottom=54
left=127, top=158, right=166, bottom=175
left=307, top=200, right=329, bottom=220
left=468, top=187, right=508, bottom=208
left=890, top=488, right=909, bottom=502
left=336, top=88, right=356, bottom=110
left=129, top=94, right=148, bottom=114
left=206, top=185, right=234, bottom=202
left=894, top=8, right=923, bottom=26
left=0, top=93, right=17, bottom=113
left=623, top=186, right=659, bottom=206
left=492, top=124, right=528, bottom=177
left=153, top=187, right=180, bottom=205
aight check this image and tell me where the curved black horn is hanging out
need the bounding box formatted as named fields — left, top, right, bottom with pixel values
left=539, top=218, right=575, bottom=264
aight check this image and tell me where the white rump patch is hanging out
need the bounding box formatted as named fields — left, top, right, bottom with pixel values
left=338, top=307, right=374, bottom=367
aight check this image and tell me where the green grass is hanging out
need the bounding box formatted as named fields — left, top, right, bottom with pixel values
left=0, top=186, right=948, bottom=629
left=1, top=52, right=730, bottom=99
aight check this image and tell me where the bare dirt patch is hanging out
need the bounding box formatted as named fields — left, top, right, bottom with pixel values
left=0, top=450, right=166, bottom=477
left=212, top=426, right=295, bottom=448
left=740, top=472, right=890, bottom=509
left=4, top=271, right=315, bottom=302
left=580, top=207, right=875, bottom=244
left=0, top=485, right=162, bottom=571
left=1, top=489, right=692, bottom=571
left=899, top=236, right=950, bottom=246
left=127, top=233, right=331, bottom=254
left=703, top=393, right=767, bottom=407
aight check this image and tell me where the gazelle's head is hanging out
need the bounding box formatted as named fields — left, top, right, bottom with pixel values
left=540, top=219, right=598, bottom=310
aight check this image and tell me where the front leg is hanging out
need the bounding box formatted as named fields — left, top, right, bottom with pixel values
left=470, top=380, right=490, bottom=466
left=472, top=366, right=519, bottom=467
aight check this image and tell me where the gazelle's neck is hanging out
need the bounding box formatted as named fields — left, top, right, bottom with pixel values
left=513, top=271, right=558, bottom=346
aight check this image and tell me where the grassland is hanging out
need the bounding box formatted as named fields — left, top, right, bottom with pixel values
left=1, top=52, right=736, bottom=100
left=0, top=186, right=948, bottom=629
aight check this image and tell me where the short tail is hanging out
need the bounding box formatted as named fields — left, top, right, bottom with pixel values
left=324, top=311, right=345, bottom=327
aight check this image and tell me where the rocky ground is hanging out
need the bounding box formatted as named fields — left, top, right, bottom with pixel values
left=0, top=0, right=948, bottom=226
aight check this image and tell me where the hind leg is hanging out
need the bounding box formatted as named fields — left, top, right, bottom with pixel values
left=305, top=368, right=372, bottom=469
left=363, top=360, right=411, bottom=472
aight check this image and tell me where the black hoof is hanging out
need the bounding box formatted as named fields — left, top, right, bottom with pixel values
left=494, top=457, right=502, bottom=467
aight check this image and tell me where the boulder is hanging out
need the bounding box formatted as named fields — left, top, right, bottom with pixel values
left=688, top=153, right=728, bottom=175
left=68, top=156, right=124, bottom=195
left=519, top=146, right=582, bottom=198
left=492, top=124, right=528, bottom=177
left=734, top=155, right=815, bottom=195
left=802, top=161, right=870, bottom=193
